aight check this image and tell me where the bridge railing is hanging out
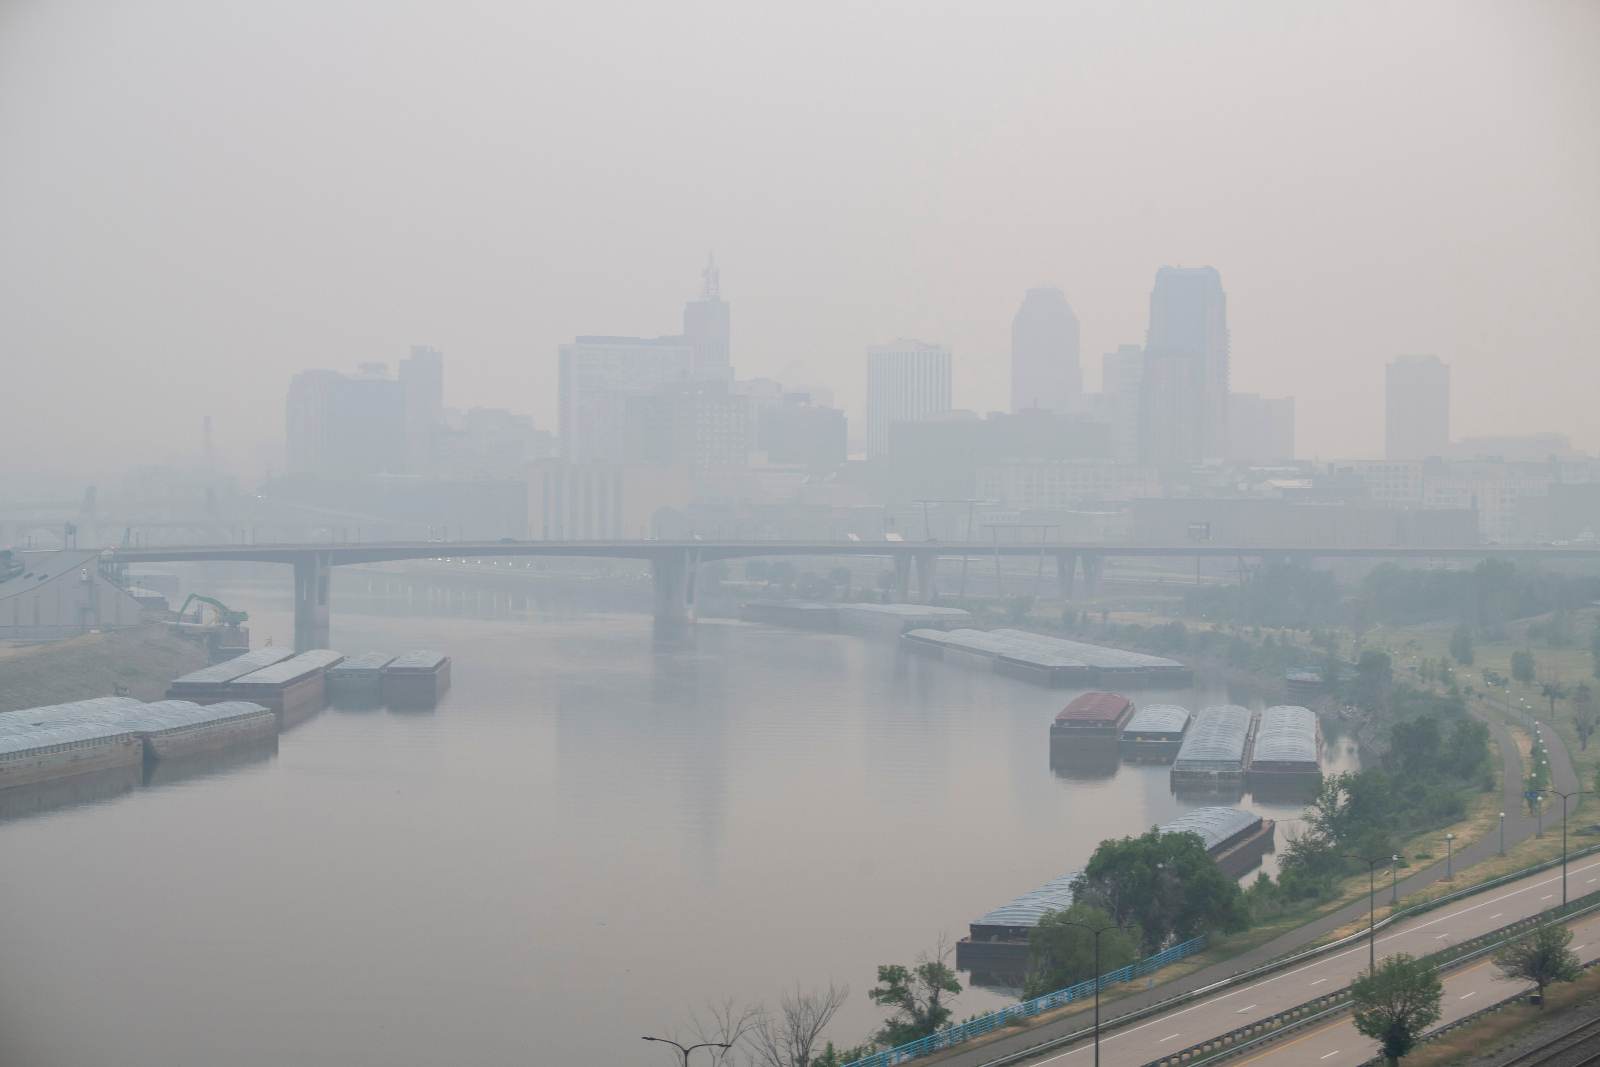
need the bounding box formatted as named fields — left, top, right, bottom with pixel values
left=841, top=935, right=1207, bottom=1067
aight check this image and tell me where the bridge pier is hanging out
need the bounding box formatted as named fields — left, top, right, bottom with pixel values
left=914, top=550, right=940, bottom=604
left=651, top=549, right=699, bottom=636
left=293, top=552, right=331, bottom=651
left=1081, top=553, right=1104, bottom=598
left=891, top=553, right=912, bottom=603
left=1054, top=552, right=1079, bottom=599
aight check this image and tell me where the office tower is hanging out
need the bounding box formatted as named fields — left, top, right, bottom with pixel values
left=1385, top=355, right=1450, bottom=460
left=682, top=254, right=732, bottom=381
left=399, top=345, right=445, bottom=474
left=1010, top=287, right=1082, bottom=414
left=285, top=370, right=342, bottom=475
left=865, top=339, right=952, bottom=457
left=558, top=336, right=694, bottom=463
left=623, top=387, right=751, bottom=468
left=757, top=393, right=848, bottom=468
left=1099, top=344, right=1145, bottom=464
left=286, top=367, right=409, bottom=478
left=1138, top=266, right=1229, bottom=467
left=1226, top=393, right=1296, bottom=461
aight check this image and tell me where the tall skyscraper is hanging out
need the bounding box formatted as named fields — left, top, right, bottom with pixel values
left=865, top=339, right=952, bottom=457
left=285, top=367, right=408, bottom=477
left=558, top=336, right=694, bottom=463
left=1385, top=354, right=1450, bottom=460
left=1010, top=287, right=1081, bottom=414
left=681, top=254, right=731, bottom=382
left=1138, top=266, right=1229, bottom=467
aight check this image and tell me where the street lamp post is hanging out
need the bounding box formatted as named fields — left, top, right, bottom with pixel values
left=1500, top=811, right=1506, bottom=855
left=1052, top=920, right=1128, bottom=1067
left=642, top=1037, right=732, bottom=1067
left=1445, top=834, right=1456, bottom=879
left=1544, top=788, right=1590, bottom=906
left=1391, top=854, right=1401, bottom=903
left=1344, top=854, right=1392, bottom=970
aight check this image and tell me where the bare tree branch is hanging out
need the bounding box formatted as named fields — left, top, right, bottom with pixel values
left=745, top=983, right=850, bottom=1067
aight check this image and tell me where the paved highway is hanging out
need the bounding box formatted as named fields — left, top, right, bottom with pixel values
left=1223, top=910, right=1600, bottom=1066
left=1009, top=857, right=1600, bottom=1067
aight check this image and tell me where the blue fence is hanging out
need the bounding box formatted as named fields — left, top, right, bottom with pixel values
left=842, top=935, right=1208, bottom=1067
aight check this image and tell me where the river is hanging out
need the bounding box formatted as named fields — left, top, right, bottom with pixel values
left=0, top=569, right=1358, bottom=1066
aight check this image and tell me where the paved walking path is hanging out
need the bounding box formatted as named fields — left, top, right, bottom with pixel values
left=933, top=698, right=1580, bottom=1067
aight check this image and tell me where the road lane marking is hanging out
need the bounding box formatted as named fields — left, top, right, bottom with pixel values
left=1460, top=991, right=1476, bottom=999
left=1238, top=1004, right=1257, bottom=1012
left=1160, top=1034, right=1179, bottom=1042
left=1320, top=1053, right=1340, bottom=1060
left=1311, top=979, right=1328, bottom=985
left=1233, top=1019, right=1351, bottom=1065
left=1436, top=934, right=1450, bottom=939
left=1490, top=914, right=1503, bottom=919
left=1544, top=895, right=1555, bottom=900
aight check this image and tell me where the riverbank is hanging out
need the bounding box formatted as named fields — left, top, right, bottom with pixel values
left=0, top=625, right=208, bottom=712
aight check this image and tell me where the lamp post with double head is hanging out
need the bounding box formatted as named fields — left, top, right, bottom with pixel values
left=1543, top=788, right=1590, bottom=906
left=641, top=1037, right=733, bottom=1067
left=1344, top=854, right=1392, bottom=970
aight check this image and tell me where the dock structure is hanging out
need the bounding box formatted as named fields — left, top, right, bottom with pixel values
left=955, top=805, right=1274, bottom=983
left=1172, top=705, right=1256, bottom=785
left=326, top=652, right=395, bottom=707
left=1246, top=705, right=1321, bottom=793
left=1119, top=703, right=1191, bottom=762
left=738, top=599, right=838, bottom=631
left=837, top=603, right=974, bottom=636
left=899, top=627, right=1190, bottom=689
left=382, top=650, right=451, bottom=709
left=164, top=646, right=297, bottom=703
left=226, top=649, right=345, bottom=719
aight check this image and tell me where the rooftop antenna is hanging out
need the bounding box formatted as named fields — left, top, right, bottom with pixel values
left=701, top=253, right=719, bottom=299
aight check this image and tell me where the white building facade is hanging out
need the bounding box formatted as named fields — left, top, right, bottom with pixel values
left=865, top=340, right=952, bottom=457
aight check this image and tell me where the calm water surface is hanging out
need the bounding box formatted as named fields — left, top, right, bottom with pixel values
left=0, top=573, right=1357, bottom=1066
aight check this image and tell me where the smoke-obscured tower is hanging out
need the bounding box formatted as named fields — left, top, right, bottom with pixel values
left=1138, top=266, right=1229, bottom=467
left=1010, top=287, right=1081, bottom=414
left=682, top=254, right=731, bottom=381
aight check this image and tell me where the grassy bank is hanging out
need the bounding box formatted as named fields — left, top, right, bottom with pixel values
left=0, top=624, right=208, bottom=711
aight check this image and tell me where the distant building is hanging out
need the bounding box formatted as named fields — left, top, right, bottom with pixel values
left=1422, top=461, right=1549, bottom=542
left=1385, top=355, right=1449, bottom=460
left=866, top=339, right=952, bottom=457
left=558, top=336, right=694, bottom=463
left=285, top=367, right=408, bottom=477
left=976, top=460, right=1158, bottom=510
left=1097, top=344, right=1145, bottom=465
left=887, top=408, right=1108, bottom=502
left=1011, top=287, right=1081, bottom=415
left=682, top=255, right=732, bottom=381
left=431, top=408, right=555, bottom=480
left=757, top=393, right=848, bottom=468
left=623, top=386, right=751, bottom=468
left=1139, top=267, right=1229, bottom=467
left=1448, top=433, right=1583, bottom=463
left=1348, top=460, right=1424, bottom=502
left=1226, top=393, right=1295, bottom=461
left=528, top=460, right=693, bottom=540
left=399, top=345, right=445, bottom=474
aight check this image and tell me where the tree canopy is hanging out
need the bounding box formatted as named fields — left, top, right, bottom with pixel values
left=868, top=951, right=961, bottom=1048
left=1351, top=953, right=1443, bottom=1065
left=1492, top=923, right=1581, bottom=1007
left=1069, top=828, right=1247, bottom=953
left=1023, top=903, right=1140, bottom=999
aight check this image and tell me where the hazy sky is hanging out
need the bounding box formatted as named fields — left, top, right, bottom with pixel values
left=1, top=1, right=1596, bottom=483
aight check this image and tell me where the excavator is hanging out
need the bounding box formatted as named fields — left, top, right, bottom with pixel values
left=168, top=595, right=251, bottom=662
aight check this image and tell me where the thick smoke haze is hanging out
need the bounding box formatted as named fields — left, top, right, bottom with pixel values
left=1, top=1, right=1595, bottom=482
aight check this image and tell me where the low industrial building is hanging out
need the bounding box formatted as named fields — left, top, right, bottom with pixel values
left=0, top=550, right=147, bottom=640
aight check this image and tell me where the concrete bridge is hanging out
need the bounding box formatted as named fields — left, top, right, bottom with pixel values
left=105, top=539, right=1600, bottom=651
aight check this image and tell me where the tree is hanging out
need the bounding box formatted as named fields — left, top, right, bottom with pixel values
left=1492, top=923, right=1581, bottom=1007
left=828, top=567, right=853, bottom=596
left=745, top=560, right=771, bottom=582
left=1354, top=651, right=1393, bottom=714
left=1541, top=680, right=1571, bottom=718
left=1449, top=625, right=1475, bottom=666
left=1592, top=615, right=1600, bottom=680
left=1023, top=904, right=1140, bottom=998
left=811, top=1042, right=876, bottom=1067
left=1576, top=683, right=1595, bottom=752
left=1351, top=953, right=1444, bottom=1065
left=1070, top=828, right=1249, bottom=953
left=679, top=998, right=762, bottom=1067
left=747, top=984, right=850, bottom=1067
left=767, top=561, right=797, bottom=588
left=1512, top=649, right=1537, bottom=687
left=1548, top=610, right=1574, bottom=650
left=868, top=941, right=961, bottom=1048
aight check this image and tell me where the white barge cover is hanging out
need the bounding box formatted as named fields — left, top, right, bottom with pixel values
left=989, top=631, right=1184, bottom=670
left=1253, top=706, right=1318, bottom=764
left=1174, top=705, right=1254, bottom=770
left=1159, top=806, right=1262, bottom=851
left=329, top=652, right=395, bottom=674
left=0, top=721, right=136, bottom=759
left=1123, top=704, right=1191, bottom=735
left=170, top=646, right=297, bottom=686
left=972, top=868, right=1085, bottom=929
left=231, top=649, right=346, bottom=687
left=113, top=700, right=274, bottom=735
left=388, top=649, right=448, bottom=671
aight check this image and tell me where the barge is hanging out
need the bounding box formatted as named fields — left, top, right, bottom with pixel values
left=226, top=649, right=345, bottom=719
left=165, top=646, right=297, bottom=703
left=956, top=806, right=1274, bottom=983
left=1118, top=703, right=1192, bottom=763
left=1246, top=705, right=1322, bottom=794
left=326, top=652, right=396, bottom=707
left=382, top=650, right=452, bottom=708
left=1050, top=692, right=1136, bottom=740
left=1171, top=705, right=1256, bottom=786
left=115, top=700, right=278, bottom=760
left=837, top=603, right=974, bottom=636
left=0, top=721, right=144, bottom=790
left=738, top=599, right=838, bottom=631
